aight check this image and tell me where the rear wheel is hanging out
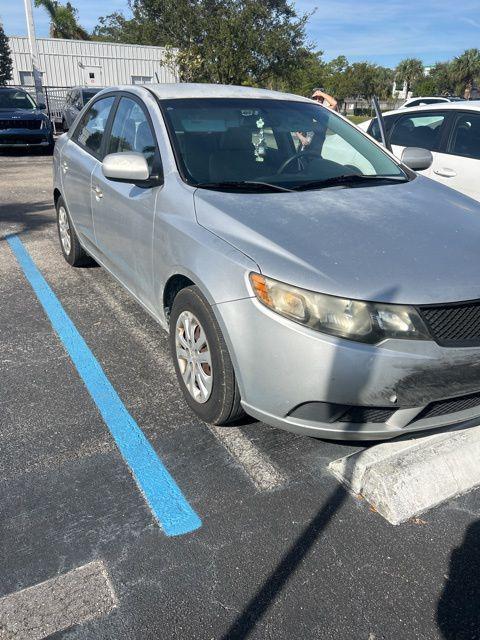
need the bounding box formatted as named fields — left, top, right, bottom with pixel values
left=56, top=196, right=94, bottom=267
left=169, top=286, right=244, bottom=425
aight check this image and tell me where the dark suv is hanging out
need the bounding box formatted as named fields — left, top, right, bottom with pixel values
left=0, top=87, right=54, bottom=153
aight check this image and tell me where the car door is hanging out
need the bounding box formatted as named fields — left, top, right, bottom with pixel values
left=91, top=94, right=162, bottom=305
left=426, top=111, right=480, bottom=202
left=388, top=111, right=450, bottom=180
left=61, top=94, right=116, bottom=246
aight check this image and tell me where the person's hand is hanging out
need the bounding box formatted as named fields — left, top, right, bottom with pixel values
left=311, top=90, right=338, bottom=110
left=311, top=90, right=326, bottom=102
left=294, top=131, right=310, bottom=147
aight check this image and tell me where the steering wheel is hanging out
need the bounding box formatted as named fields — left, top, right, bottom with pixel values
left=277, top=150, right=320, bottom=175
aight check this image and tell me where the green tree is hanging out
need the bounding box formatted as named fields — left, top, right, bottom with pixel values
left=0, top=22, right=13, bottom=85
left=273, top=49, right=326, bottom=96
left=395, top=57, right=424, bottom=96
left=413, top=61, right=455, bottom=96
left=323, top=56, right=351, bottom=102
left=34, top=0, right=89, bottom=39
left=95, top=0, right=312, bottom=86
left=450, top=48, right=480, bottom=99
left=321, top=57, right=393, bottom=104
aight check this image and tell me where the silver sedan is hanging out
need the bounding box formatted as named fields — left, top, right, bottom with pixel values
left=53, top=83, right=480, bottom=440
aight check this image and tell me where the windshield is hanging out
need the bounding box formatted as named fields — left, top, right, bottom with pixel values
left=82, top=89, right=99, bottom=103
left=161, top=98, right=406, bottom=191
left=0, top=89, right=36, bottom=110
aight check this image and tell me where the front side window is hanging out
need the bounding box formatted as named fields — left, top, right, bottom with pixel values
left=0, top=89, right=36, bottom=110
left=73, top=96, right=115, bottom=156
left=448, top=112, right=480, bottom=160
left=161, top=98, right=406, bottom=191
left=390, top=113, right=446, bottom=151
left=108, top=97, right=158, bottom=172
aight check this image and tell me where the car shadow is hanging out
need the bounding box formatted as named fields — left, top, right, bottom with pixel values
left=437, top=519, right=480, bottom=639
left=0, top=201, right=54, bottom=240
left=219, top=287, right=401, bottom=639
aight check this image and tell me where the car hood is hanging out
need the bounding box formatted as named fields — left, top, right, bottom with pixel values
left=194, top=176, right=480, bottom=305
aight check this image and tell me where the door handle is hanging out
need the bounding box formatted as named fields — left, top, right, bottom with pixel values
left=434, top=168, right=457, bottom=178
left=92, top=184, right=103, bottom=199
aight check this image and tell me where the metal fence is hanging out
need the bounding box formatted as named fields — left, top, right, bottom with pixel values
left=342, top=97, right=404, bottom=116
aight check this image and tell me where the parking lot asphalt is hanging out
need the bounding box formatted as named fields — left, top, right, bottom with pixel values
left=2, top=151, right=480, bottom=640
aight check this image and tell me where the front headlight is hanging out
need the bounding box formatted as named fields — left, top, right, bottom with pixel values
left=249, top=273, right=430, bottom=344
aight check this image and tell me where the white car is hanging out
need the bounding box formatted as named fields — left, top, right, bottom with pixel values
left=359, top=101, right=480, bottom=201
left=400, top=96, right=464, bottom=109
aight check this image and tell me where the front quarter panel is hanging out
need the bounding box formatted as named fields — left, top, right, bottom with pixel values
left=153, top=179, right=258, bottom=325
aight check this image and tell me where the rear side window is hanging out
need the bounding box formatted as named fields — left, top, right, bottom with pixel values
left=108, top=97, right=158, bottom=172
left=407, top=99, right=445, bottom=107
left=72, top=96, right=115, bottom=157
left=448, top=112, right=480, bottom=160
left=390, top=113, right=447, bottom=151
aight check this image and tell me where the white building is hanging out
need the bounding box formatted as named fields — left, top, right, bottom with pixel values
left=8, top=36, right=178, bottom=87
left=392, top=65, right=433, bottom=100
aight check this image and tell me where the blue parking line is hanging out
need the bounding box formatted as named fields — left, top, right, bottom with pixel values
left=7, top=235, right=202, bottom=537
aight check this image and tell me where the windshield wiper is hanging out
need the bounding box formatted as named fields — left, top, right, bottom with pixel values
left=195, top=180, right=294, bottom=193
left=293, top=174, right=407, bottom=192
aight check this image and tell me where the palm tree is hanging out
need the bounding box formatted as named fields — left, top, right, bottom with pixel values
left=395, top=58, right=424, bottom=96
left=34, top=0, right=90, bottom=40
left=450, top=49, right=480, bottom=99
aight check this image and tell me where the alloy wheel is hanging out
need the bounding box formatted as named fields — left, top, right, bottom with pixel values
left=58, top=206, right=71, bottom=255
left=175, top=310, right=213, bottom=403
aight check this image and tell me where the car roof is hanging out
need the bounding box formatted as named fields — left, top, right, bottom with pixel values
left=383, top=100, right=480, bottom=117
left=404, top=96, right=449, bottom=101
left=116, top=82, right=312, bottom=103
left=69, top=86, right=102, bottom=91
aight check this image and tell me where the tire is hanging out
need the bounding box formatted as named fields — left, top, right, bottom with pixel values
left=56, top=196, right=94, bottom=267
left=44, top=135, right=55, bottom=155
left=169, top=286, right=245, bottom=425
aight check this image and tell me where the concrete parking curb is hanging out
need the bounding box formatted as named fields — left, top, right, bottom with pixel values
left=329, top=424, right=480, bottom=524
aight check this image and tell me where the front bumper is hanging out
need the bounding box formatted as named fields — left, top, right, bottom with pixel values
left=215, top=297, right=480, bottom=440
left=0, top=129, right=51, bottom=147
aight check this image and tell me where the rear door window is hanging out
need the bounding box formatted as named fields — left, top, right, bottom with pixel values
left=390, top=113, right=447, bottom=150
left=447, top=112, right=480, bottom=160
left=72, top=96, right=115, bottom=158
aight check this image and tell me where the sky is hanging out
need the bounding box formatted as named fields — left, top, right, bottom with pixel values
left=1, top=0, right=479, bottom=68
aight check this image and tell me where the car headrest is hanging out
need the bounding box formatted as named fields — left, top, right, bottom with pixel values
left=220, top=127, right=254, bottom=151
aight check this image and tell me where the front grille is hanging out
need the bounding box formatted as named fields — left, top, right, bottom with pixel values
left=419, top=300, right=480, bottom=346
left=0, top=119, right=42, bottom=130
left=414, top=391, right=480, bottom=421
left=336, top=406, right=396, bottom=423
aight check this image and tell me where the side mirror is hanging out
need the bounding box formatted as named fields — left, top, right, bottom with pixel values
left=401, top=147, right=433, bottom=171
left=102, top=152, right=150, bottom=184
left=37, top=102, right=46, bottom=110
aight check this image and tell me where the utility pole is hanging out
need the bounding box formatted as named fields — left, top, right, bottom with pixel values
left=23, top=0, right=44, bottom=104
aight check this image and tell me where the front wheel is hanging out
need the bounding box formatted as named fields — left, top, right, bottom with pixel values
left=169, top=286, right=244, bottom=425
left=56, top=196, right=94, bottom=267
